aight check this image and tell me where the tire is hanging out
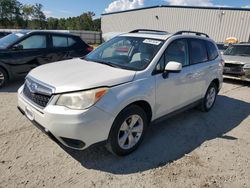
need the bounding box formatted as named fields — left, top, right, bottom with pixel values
left=200, top=82, right=218, bottom=112
left=0, top=67, right=8, bottom=88
left=106, top=105, right=148, bottom=156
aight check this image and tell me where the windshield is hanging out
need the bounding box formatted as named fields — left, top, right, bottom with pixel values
left=85, top=36, right=164, bottom=71
left=224, top=45, right=250, bottom=56
left=0, top=33, right=25, bottom=48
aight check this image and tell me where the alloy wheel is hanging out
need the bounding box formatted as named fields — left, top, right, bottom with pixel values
left=117, top=114, right=143, bottom=150
left=206, top=87, right=216, bottom=109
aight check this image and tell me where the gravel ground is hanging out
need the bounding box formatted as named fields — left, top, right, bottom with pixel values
left=0, top=80, right=250, bottom=188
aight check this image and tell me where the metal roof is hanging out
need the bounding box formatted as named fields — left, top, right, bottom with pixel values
left=102, top=5, right=250, bottom=16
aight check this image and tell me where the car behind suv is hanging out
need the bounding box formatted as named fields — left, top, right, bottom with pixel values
left=222, top=43, right=250, bottom=81
left=0, top=30, right=93, bottom=88
left=17, top=30, right=223, bottom=156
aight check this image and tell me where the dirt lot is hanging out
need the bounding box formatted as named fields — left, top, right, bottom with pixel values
left=0, top=80, right=250, bottom=188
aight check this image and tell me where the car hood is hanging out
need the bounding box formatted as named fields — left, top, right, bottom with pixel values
left=28, top=58, right=136, bottom=93
left=223, top=55, right=250, bottom=64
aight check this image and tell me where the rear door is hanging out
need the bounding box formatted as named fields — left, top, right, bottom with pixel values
left=48, top=34, right=87, bottom=62
left=188, top=39, right=219, bottom=98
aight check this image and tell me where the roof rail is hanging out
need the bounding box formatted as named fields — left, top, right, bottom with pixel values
left=129, top=29, right=168, bottom=34
left=174, top=30, right=209, bottom=38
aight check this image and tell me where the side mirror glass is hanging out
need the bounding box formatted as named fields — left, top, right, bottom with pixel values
left=12, top=44, right=23, bottom=50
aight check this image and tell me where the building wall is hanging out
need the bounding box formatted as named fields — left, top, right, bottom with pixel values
left=101, top=7, right=250, bottom=42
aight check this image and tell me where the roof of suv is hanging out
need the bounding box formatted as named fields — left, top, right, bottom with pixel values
left=16, top=30, right=76, bottom=37
left=121, top=29, right=210, bottom=41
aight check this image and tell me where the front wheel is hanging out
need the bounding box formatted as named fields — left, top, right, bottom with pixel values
left=106, top=105, right=148, bottom=156
left=200, top=82, right=218, bottom=112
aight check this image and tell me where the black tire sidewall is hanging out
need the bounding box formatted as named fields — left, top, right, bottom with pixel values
left=107, top=105, right=148, bottom=156
left=0, top=67, right=8, bottom=88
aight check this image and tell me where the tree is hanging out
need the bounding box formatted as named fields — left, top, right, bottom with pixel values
left=21, top=4, right=34, bottom=28
left=0, top=0, right=22, bottom=28
left=47, top=17, right=58, bottom=29
left=0, top=0, right=101, bottom=31
left=28, top=3, right=46, bottom=29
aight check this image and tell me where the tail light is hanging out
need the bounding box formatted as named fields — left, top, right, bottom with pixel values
left=87, top=46, right=93, bottom=52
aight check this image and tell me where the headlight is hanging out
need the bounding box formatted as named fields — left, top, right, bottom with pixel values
left=56, top=87, right=108, bottom=110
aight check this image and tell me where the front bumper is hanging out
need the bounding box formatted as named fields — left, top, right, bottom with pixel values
left=223, top=63, right=250, bottom=82
left=17, top=86, right=115, bottom=150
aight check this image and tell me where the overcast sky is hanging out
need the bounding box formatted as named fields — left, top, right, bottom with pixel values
left=18, top=0, right=250, bottom=18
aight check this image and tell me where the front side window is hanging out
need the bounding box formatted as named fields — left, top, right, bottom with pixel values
left=224, top=45, right=250, bottom=56
left=85, top=36, right=164, bottom=71
left=165, top=39, right=189, bottom=66
left=19, top=35, right=46, bottom=49
left=154, top=39, right=188, bottom=73
left=190, top=39, right=208, bottom=64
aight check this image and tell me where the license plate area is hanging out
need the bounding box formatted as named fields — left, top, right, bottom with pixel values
left=25, top=106, right=34, bottom=121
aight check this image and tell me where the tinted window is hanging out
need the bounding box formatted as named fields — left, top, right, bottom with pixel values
left=19, top=35, right=46, bottom=49
left=190, top=39, right=208, bottom=64
left=68, top=37, right=76, bottom=46
left=53, top=36, right=68, bottom=47
left=206, top=41, right=219, bottom=60
left=165, top=39, right=189, bottom=66
left=52, top=36, right=77, bottom=48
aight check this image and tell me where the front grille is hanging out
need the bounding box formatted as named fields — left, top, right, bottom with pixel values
left=224, top=63, right=244, bottom=75
left=23, top=79, right=52, bottom=108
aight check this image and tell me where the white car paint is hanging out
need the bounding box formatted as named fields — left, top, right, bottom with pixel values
left=17, top=31, right=223, bottom=150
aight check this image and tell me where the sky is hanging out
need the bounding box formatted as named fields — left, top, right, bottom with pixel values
left=18, top=0, right=250, bottom=18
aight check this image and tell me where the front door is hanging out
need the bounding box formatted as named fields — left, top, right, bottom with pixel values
left=7, top=34, right=49, bottom=76
left=154, top=39, right=195, bottom=119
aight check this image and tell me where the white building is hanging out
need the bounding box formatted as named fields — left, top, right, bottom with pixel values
left=101, top=5, right=250, bottom=42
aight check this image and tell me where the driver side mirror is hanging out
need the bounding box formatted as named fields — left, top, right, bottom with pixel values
left=162, top=61, right=182, bottom=79
left=12, top=44, right=23, bottom=50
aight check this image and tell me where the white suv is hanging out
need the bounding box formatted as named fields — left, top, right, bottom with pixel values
left=17, top=30, right=223, bottom=156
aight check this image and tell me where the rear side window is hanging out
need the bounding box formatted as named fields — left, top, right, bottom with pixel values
left=68, top=37, right=76, bottom=46
left=52, top=36, right=76, bottom=48
left=190, top=39, right=208, bottom=64
left=206, top=41, right=219, bottom=60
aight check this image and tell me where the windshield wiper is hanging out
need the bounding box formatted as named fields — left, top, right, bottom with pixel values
left=93, top=60, right=122, bottom=69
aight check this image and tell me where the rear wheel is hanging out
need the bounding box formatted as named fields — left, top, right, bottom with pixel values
left=0, top=67, right=8, bottom=88
left=200, top=82, right=217, bottom=112
left=106, top=105, right=148, bottom=156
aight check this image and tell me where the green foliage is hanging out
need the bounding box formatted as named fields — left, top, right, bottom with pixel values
left=0, top=0, right=101, bottom=31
